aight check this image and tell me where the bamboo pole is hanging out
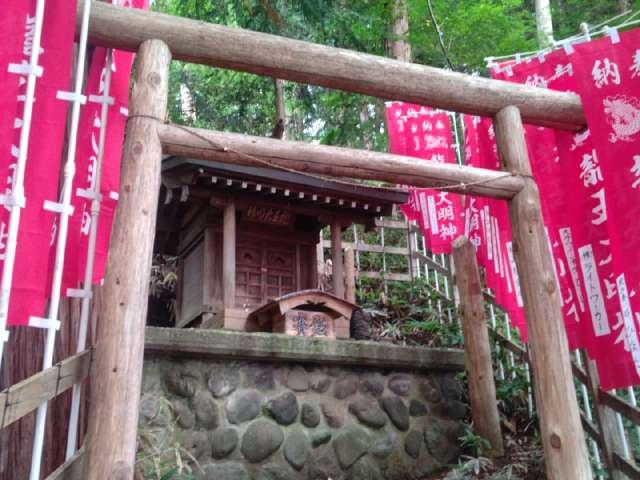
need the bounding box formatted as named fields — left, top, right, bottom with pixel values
left=331, top=219, right=344, bottom=299
left=82, top=1, right=585, bottom=130
left=157, top=124, right=524, bottom=199
left=494, top=105, right=591, bottom=479
left=344, top=247, right=356, bottom=304
left=452, top=236, right=504, bottom=457
left=223, top=198, right=236, bottom=309
left=83, top=39, right=171, bottom=479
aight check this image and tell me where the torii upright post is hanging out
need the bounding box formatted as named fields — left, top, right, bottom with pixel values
left=83, top=39, right=171, bottom=479
left=494, top=106, right=592, bottom=479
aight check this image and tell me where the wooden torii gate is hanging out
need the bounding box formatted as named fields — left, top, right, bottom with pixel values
left=79, top=2, right=591, bottom=479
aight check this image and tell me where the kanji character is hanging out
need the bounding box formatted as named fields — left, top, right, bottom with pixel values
left=579, top=150, right=603, bottom=187
left=592, top=58, right=620, bottom=88
left=591, top=188, right=607, bottom=226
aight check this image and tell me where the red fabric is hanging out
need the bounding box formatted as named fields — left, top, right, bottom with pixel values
left=570, top=29, right=640, bottom=389
left=63, top=0, right=148, bottom=290
left=462, top=113, right=527, bottom=340
left=0, top=1, right=76, bottom=325
left=499, top=56, right=588, bottom=350
left=486, top=32, right=640, bottom=388
left=385, top=102, right=464, bottom=254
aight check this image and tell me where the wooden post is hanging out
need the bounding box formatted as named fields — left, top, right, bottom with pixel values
left=452, top=236, right=504, bottom=457
left=223, top=198, right=236, bottom=309
left=158, top=123, right=524, bottom=199
left=494, top=105, right=592, bottom=479
left=584, top=355, right=630, bottom=480
left=83, top=39, right=170, bottom=479
left=344, top=247, right=356, bottom=304
left=331, top=219, right=344, bottom=299
left=83, top=1, right=586, bottom=130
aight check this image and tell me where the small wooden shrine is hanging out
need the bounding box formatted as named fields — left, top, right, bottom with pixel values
left=154, top=156, right=407, bottom=333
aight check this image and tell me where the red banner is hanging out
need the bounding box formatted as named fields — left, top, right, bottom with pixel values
left=462, top=114, right=527, bottom=339
left=63, top=0, right=148, bottom=291
left=485, top=30, right=640, bottom=388
left=571, top=29, right=640, bottom=389
left=385, top=102, right=464, bottom=254
left=0, top=1, right=77, bottom=325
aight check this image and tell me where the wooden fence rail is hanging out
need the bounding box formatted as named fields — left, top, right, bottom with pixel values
left=0, top=349, right=93, bottom=429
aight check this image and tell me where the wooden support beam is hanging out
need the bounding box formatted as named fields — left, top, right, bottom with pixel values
left=344, top=247, right=356, bottom=304
left=83, top=39, right=171, bottom=480
left=585, top=356, right=632, bottom=480
left=452, top=236, right=504, bottom=457
left=158, top=123, right=525, bottom=199
left=223, top=198, right=236, bottom=308
left=331, top=219, right=345, bottom=299
left=83, top=1, right=585, bottom=130
left=494, top=105, right=592, bottom=479
left=0, top=349, right=93, bottom=428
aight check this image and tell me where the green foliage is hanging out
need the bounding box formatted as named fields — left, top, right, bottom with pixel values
left=153, top=0, right=633, bottom=156
left=459, top=428, right=493, bottom=456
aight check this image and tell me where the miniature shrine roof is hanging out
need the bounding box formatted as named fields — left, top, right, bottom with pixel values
left=161, top=156, right=408, bottom=216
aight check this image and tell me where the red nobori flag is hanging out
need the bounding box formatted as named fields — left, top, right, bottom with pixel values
left=495, top=54, right=590, bottom=352
left=570, top=28, right=640, bottom=389
left=463, top=113, right=527, bottom=340
left=0, top=1, right=76, bottom=326
left=385, top=102, right=464, bottom=254
left=63, top=0, right=148, bottom=291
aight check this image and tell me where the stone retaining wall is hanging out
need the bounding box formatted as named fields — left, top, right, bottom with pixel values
left=139, top=328, right=468, bottom=480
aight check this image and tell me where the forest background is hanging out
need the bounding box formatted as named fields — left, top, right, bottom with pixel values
left=153, top=0, right=640, bottom=152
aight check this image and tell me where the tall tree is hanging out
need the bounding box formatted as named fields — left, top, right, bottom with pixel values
left=535, top=0, right=555, bottom=48
left=390, top=0, right=412, bottom=62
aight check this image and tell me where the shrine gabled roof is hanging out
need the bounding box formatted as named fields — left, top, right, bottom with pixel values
left=247, top=289, right=359, bottom=327
left=161, top=156, right=408, bottom=214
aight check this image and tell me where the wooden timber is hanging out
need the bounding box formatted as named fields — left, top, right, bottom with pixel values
left=82, top=1, right=585, bottom=130
left=344, top=247, right=356, bottom=304
left=452, top=236, right=503, bottom=457
left=0, top=349, right=92, bottom=429
left=495, top=105, right=592, bottom=479
left=331, top=219, right=345, bottom=299
left=157, top=123, right=525, bottom=199
left=82, top=40, right=171, bottom=479
left=222, top=198, right=236, bottom=309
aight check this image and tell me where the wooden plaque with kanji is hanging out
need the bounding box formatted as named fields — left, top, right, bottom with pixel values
left=275, top=309, right=336, bottom=339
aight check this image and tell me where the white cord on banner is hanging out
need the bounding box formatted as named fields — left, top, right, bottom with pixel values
left=29, top=0, right=93, bottom=477
left=0, top=0, right=47, bottom=369
left=65, top=48, right=114, bottom=460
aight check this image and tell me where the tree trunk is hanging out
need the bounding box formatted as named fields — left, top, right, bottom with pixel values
left=389, top=0, right=411, bottom=62
left=618, top=0, right=630, bottom=13
left=535, top=0, right=554, bottom=48
left=271, top=78, right=286, bottom=139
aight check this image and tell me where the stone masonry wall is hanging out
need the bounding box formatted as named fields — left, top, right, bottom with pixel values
left=140, top=354, right=468, bottom=480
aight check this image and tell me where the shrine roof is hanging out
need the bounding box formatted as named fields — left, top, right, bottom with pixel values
left=161, top=156, right=408, bottom=214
